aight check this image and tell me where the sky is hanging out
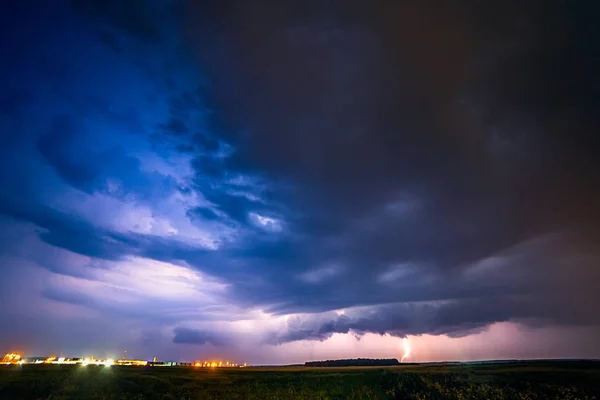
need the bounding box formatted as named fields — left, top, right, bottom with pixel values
left=0, top=0, right=599, bottom=365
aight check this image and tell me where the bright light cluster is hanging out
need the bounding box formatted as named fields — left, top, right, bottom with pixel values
left=115, top=359, right=148, bottom=366
left=193, top=361, right=246, bottom=368
left=81, top=357, right=114, bottom=367
left=2, top=353, right=21, bottom=365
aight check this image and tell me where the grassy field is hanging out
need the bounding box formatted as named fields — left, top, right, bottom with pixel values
left=1, top=361, right=599, bottom=399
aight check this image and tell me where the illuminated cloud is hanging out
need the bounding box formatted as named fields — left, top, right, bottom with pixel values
left=249, top=212, right=283, bottom=232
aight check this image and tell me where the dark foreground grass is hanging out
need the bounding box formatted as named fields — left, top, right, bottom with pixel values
left=1, top=361, right=599, bottom=399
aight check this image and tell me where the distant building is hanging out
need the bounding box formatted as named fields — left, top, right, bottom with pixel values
left=149, top=361, right=165, bottom=366
left=115, top=359, right=148, bottom=366
left=148, top=361, right=188, bottom=367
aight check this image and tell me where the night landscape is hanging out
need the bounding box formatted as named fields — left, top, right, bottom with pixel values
left=1, top=0, right=599, bottom=399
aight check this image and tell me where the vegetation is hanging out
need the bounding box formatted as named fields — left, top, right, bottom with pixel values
left=305, top=358, right=401, bottom=367
left=0, top=361, right=599, bottom=399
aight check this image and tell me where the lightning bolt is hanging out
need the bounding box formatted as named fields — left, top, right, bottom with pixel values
left=401, top=337, right=411, bottom=363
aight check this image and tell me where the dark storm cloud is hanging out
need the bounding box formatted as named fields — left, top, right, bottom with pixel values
left=187, top=207, right=220, bottom=221
left=0, top=89, right=35, bottom=117
left=83, top=96, right=144, bottom=133
left=272, top=301, right=512, bottom=344
left=0, top=195, right=218, bottom=269
left=172, top=327, right=227, bottom=346
left=36, top=112, right=190, bottom=203
left=185, top=0, right=599, bottom=231
left=159, top=116, right=188, bottom=135
left=168, top=92, right=201, bottom=114
left=273, top=284, right=600, bottom=344
left=265, top=235, right=600, bottom=343
left=41, top=287, right=218, bottom=325
left=97, top=30, right=122, bottom=54
left=0, top=198, right=126, bottom=261
left=191, top=155, right=227, bottom=180
left=199, top=189, right=277, bottom=228
left=70, top=0, right=162, bottom=42
left=179, top=0, right=600, bottom=330
left=42, top=287, right=101, bottom=311
left=194, top=134, right=220, bottom=153
left=37, top=115, right=100, bottom=192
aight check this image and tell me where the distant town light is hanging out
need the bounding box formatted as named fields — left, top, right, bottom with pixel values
left=3, top=352, right=245, bottom=369
left=2, top=353, right=22, bottom=364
